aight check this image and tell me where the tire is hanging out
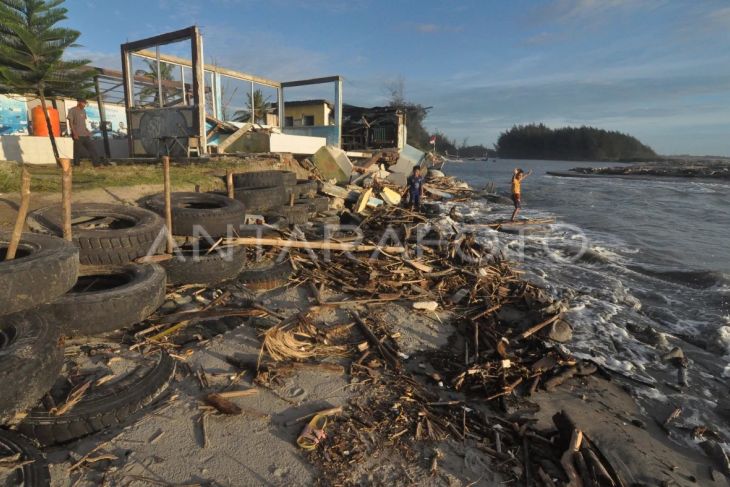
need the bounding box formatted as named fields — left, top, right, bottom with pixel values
left=39, top=264, right=166, bottom=337
left=297, top=196, right=329, bottom=213
left=0, top=311, right=64, bottom=426
left=0, top=429, right=50, bottom=486
left=0, top=232, right=79, bottom=315
left=239, top=259, right=293, bottom=291
left=28, top=203, right=164, bottom=265
left=291, top=180, right=318, bottom=199
left=265, top=204, right=309, bottom=226
left=232, top=170, right=296, bottom=189
left=232, top=186, right=287, bottom=212
left=139, top=192, right=246, bottom=237
left=162, top=240, right=246, bottom=286
left=19, top=351, right=175, bottom=447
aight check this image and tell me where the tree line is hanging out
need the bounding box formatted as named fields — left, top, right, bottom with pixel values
left=495, top=124, right=657, bottom=162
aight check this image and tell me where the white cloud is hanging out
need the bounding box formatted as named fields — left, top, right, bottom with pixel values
left=405, top=22, right=464, bottom=34
left=536, top=0, right=664, bottom=23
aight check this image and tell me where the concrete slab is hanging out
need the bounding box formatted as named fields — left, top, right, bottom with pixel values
left=312, top=145, right=353, bottom=184
left=389, top=143, right=425, bottom=174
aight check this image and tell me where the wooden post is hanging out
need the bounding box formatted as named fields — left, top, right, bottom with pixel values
left=5, top=167, right=31, bottom=260
left=162, top=156, right=174, bottom=254
left=59, top=158, right=73, bottom=241
left=226, top=169, right=234, bottom=198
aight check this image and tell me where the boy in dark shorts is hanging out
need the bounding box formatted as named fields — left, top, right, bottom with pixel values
left=510, top=168, right=532, bottom=221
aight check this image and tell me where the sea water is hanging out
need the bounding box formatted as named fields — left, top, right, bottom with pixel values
left=443, top=159, right=730, bottom=445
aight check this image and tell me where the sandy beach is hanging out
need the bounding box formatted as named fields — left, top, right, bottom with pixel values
left=2, top=171, right=727, bottom=486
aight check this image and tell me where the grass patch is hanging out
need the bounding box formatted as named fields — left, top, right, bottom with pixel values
left=0, top=159, right=272, bottom=194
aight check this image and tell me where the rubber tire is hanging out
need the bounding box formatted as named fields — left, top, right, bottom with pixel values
left=19, top=351, right=175, bottom=447
left=39, top=264, right=166, bottom=337
left=232, top=170, right=296, bottom=188
left=0, top=311, right=64, bottom=426
left=298, top=196, right=329, bottom=213
left=232, top=186, right=287, bottom=212
left=0, top=429, right=50, bottom=486
left=28, top=203, right=165, bottom=265
left=265, top=204, right=309, bottom=226
left=0, top=232, right=79, bottom=315
left=291, top=180, right=318, bottom=199
left=238, top=259, right=293, bottom=290
left=139, top=192, right=246, bottom=237
left=162, top=242, right=246, bottom=286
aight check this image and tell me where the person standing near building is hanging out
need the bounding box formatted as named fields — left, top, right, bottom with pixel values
left=67, top=98, right=101, bottom=167
left=510, top=167, right=532, bottom=221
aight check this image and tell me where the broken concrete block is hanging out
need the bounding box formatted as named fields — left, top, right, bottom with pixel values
left=380, top=187, right=402, bottom=206
left=367, top=197, right=383, bottom=208
left=312, top=145, right=353, bottom=184
left=355, top=188, right=372, bottom=214
left=329, top=197, right=345, bottom=210
left=390, top=143, right=425, bottom=174
left=320, top=181, right=351, bottom=199
left=413, top=301, right=438, bottom=311
left=386, top=172, right=408, bottom=187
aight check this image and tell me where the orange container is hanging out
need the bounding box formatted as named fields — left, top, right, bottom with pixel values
left=32, top=105, right=60, bottom=136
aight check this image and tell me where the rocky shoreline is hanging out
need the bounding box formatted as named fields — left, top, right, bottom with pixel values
left=570, top=159, right=730, bottom=179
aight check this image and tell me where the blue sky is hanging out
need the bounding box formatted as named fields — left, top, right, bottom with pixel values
left=63, top=0, right=730, bottom=155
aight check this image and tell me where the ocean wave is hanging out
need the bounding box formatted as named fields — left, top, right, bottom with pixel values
left=626, top=265, right=730, bottom=289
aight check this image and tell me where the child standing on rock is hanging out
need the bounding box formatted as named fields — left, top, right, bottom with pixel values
left=511, top=168, right=532, bottom=221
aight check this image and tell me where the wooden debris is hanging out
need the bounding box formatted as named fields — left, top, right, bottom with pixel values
left=51, top=381, right=91, bottom=416
left=4, top=166, right=31, bottom=261
left=204, top=393, right=241, bottom=415
left=217, top=389, right=258, bottom=399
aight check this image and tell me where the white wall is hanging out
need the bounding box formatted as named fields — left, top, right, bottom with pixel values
left=0, top=135, right=74, bottom=165
left=0, top=136, right=130, bottom=165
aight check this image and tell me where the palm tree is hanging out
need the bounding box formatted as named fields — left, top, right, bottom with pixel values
left=233, top=89, right=270, bottom=123
left=138, top=59, right=176, bottom=107
left=0, top=0, right=93, bottom=160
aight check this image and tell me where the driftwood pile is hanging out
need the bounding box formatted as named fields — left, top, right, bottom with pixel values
left=239, top=205, right=623, bottom=486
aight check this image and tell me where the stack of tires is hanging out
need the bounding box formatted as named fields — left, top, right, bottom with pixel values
left=1, top=213, right=176, bottom=483
left=231, top=170, right=328, bottom=226
left=139, top=192, right=249, bottom=287
left=139, top=189, right=294, bottom=291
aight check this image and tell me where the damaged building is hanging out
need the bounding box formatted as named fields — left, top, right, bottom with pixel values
left=0, top=26, right=432, bottom=182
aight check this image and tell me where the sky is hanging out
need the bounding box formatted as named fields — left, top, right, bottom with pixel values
left=63, top=0, right=730, bottom=156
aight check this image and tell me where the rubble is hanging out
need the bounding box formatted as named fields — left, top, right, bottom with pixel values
left=312, top=145, right=353, bottom=183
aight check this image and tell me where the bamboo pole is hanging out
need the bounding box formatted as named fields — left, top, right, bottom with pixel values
left=226, top=169, right=234, bottom=198
left=224, top=237, right=406, bottom=254
left=59, top=158, right=73, bottom=241
left=5, top=166, right=31, bottom=260
left=162, top=156, right=174, bottom=254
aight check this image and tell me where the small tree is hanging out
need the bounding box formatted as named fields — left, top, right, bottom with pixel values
left=0, top=0, right=93, bottom=161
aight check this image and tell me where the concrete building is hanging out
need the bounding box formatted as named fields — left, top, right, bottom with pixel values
left=273, top=100, right=333, bottom=127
